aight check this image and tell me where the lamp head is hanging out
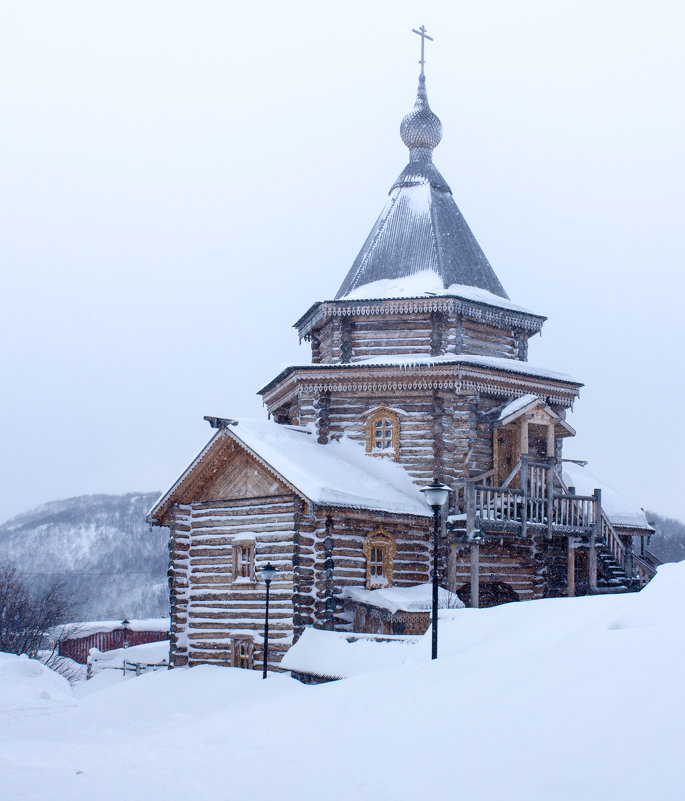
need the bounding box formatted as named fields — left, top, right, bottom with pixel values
left=420, top=479, right=450, bottom=510
left=261, top=564, right=277, bottom=583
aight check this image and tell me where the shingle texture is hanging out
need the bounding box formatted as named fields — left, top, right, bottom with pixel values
left=336, top=74, right=508, bottom=301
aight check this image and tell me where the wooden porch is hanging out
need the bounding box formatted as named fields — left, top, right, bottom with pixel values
left=449, top=455, right=658, bottom=606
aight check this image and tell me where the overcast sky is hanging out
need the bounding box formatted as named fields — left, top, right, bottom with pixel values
left=1, top=0, right=683, bottom=523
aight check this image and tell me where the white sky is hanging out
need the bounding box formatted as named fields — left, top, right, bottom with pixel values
left=1, top=0, right=683, bottom=523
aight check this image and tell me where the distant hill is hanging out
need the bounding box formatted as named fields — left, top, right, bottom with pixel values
left=1, top=494, right=681, bottom=624
left=646, top=511, right=685, bottom=564
left=0, top=493, right=168, bottom=621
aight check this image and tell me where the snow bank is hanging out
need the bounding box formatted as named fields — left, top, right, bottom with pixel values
left=0, top=653, right=72, bottom=711
left=2, top=565, right=684, bottom=801
left=280, top=628, right=421, bottom=679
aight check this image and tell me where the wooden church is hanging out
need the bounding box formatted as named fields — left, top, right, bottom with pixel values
left=148, top=41, right=658, bottom=674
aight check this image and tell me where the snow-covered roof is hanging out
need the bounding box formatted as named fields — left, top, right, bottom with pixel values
left=342, top=271, right=535, bottom=315
left=498, top=393, right=540, bottom=421
left=495, top=394, right=576, bottom=435
left=261, top=354, right=581, bottom=397
left=52, top=618, right=170, bottom=640
left=342, top=582, right=464, bottom=614
left=280, top=627, right=421, bottom=680
left=562, top=462, right=652, bottom=531
left=150, top=420, right=432, bottom=523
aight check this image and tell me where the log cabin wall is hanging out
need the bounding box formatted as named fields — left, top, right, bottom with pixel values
left=452, top=531, right=559, bottom=603
left=184, top=495, right=297, bottom=671
left=321, top=510, right=434, bottom=630
left=168, top=503, right=191, bottom=666
left=306, top=310, right=533, bottom=365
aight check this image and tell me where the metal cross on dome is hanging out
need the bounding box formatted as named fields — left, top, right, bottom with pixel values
left=412, top=25, right=434, bottom=75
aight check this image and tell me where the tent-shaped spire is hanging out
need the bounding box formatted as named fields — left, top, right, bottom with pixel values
left=335, top=73, right=508, bottom=300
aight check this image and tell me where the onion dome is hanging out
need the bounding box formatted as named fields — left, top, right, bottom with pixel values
left=400, top=74, right=443, bottom=159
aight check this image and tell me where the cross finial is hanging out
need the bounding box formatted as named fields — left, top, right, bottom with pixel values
left=412, top=25, right=434, bottom=76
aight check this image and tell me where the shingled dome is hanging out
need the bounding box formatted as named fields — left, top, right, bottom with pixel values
left=335, top=74, right=508, bottom=300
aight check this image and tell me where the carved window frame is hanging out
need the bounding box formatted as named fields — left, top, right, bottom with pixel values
left=231, top=636, right=253, bottom=669
left=365, top=407, right=400, bottom=461
left=362, top=528, right=397, bottom=589
left=232, top=537, right=255, bottom=583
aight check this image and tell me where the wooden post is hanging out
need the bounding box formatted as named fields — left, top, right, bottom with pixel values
left=590, top=488, right=601, bottom=593
left=520, top=455, right=528, bottom=537
left=519, top=419, right=529, bottom=456
left=568, top=538, right=576, bottom=597
left=470, top=538, right=480, bottom=609
left=466, top=480, right=476, bottom=540
left=546, top=457, right=555, bottom=540
left=546, top=423, right=555, bottom=458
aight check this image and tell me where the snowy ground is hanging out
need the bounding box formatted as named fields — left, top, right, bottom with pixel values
left=2, top=563, right=684, bottom=801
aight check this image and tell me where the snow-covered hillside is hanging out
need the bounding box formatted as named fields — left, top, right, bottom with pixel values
left=1, top=563, right=683, bottom=801
left=0, top=493, right=167, bottom=620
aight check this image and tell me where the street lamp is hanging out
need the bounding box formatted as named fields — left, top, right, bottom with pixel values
left=420, top=479, right=451, bottom=660
left=121, top=619, right=130, bottom=649
left=260, top=564, right=277, bottom=679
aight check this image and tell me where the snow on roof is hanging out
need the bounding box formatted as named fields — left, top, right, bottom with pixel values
left=88, top=641, right=170, bottom=668
left=263, top=355, right=580, bottom=395
left=53, top=618, right=170, bottom=640
left=355, top=353, right=579, bottom=384
left=342, top=582, right=464, bottom=614
left=280, top=627, right=421, bottom=680
left=342, top=270, right=537, bottom=315
left=230, top=421, right=431, bottom=517
left=498, top=393, right=540, bottom=421
left=562, top=462, right=652, bottom=531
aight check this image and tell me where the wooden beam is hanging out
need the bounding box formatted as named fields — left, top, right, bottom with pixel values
left=568, top=538, right=576, bottom=597
left=546, top=424, right=555, bottom=458
left=520, top=419, right=529, bottom=455
left=590, top=489, right=601, bottom=593
left=470, top=540, right=480, bottom=609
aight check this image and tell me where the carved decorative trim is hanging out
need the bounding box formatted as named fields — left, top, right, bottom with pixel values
left=297, top=297, right=545, bottom=341
left=362, top=528, right=397, bottom=589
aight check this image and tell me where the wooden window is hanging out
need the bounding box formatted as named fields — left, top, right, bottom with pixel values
left=362, top=529, right=397, bottom=589
left=232, top=538, right=255, bottom=582
left=231, top=637, right=253, bottom=669
left=365, top=408, right=400, bottom=461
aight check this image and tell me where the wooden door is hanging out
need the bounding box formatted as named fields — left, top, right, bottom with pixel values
left=493, top=426, right=520, bottom=487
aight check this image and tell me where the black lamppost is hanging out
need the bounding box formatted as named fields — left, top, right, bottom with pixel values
left=261, top=564, right=277, bottom=679
left=121, top=619, right=130, bottom=649
left=420, top=479, right=451, bottom=660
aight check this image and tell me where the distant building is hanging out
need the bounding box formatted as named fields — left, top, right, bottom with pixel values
left=148, top=45, right=657, bottom=674
left=57, top=619, right=169, bottom=664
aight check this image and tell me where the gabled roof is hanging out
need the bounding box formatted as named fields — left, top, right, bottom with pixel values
left=335, top=74, right=507, bottom=301
left=495, top=394, right=576, bottom=436
left=148, top=419, right=432, bottom=524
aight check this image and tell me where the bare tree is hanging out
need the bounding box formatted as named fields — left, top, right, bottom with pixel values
left=0, top=563, right=76, bottom=661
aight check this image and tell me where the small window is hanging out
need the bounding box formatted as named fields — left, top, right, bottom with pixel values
left=363, top=529, right=397, bottom=589
left=373, top=418, right=394, bottom=451
left=231, top=637, right=253, bottom=669
left=232, top=539, right=255, bottom=582
left=366, top=408, right=400, bottom=461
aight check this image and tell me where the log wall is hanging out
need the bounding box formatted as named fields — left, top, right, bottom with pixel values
left=168, top=503, right=191, bottom=666
left=308, top=312, right=532, bottom=364
left=184, top=495, right=297, bottom=672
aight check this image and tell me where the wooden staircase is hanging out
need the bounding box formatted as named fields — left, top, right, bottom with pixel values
left=451, top=456, right=659, bottom=596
